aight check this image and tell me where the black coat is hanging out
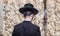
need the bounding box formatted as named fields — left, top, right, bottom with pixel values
left=12, top=21, right=41, bottom=36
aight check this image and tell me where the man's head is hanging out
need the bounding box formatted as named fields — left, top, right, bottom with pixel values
left=23, top=11, right=33, bottom=17
left=23, top=11, right=34, bottom=21
left=19, top=3, right=38, bottom=21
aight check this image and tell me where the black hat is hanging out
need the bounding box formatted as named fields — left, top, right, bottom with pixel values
left=19, top=3, right=38, bottom=15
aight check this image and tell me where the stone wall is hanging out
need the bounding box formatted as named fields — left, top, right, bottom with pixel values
left=0, top=0, right=5, bottom=36
left=46, top=0, right=60, bottom=36
left=0, top=0, right=60, bottom=36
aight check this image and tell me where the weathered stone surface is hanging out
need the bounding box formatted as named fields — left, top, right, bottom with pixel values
left=0, top=0, right=60, bottom=36
left=46, top=0, right=60, bottom=36
left=0, top=0, right=5, bottom=36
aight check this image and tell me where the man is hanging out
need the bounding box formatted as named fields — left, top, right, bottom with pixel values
left=12, top=3, right=41, bottom=36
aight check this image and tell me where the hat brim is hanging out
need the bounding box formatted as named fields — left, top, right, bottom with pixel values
left=19, top=7, right=38, bottom=15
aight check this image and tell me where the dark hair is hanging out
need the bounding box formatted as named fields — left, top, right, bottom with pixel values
left=23, top=11, right=32, bottom=17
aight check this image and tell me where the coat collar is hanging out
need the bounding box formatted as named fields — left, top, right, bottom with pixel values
left=23, top=21, right=32, bottom=23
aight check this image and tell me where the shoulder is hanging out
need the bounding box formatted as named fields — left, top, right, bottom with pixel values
left=33, top=24, right=40, bottom=32
left=14, top=23, right=23, bottom=29
left=32, top=24, right=40, bottom=29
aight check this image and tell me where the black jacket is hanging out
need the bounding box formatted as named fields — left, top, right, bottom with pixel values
left=12, top=21, right=41, bottom=36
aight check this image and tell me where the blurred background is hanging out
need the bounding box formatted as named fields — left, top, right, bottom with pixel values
left=0, top=0, right=60, bottom=36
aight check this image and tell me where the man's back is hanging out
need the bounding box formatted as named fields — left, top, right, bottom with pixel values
left=12, top=21, right=41, bottom=36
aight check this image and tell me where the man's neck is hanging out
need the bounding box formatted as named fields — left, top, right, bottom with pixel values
left=24, top=18, right=32, bottom=21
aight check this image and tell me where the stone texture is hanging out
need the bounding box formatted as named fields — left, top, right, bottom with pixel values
left=0, top=0, right=60, bottom=36
left=46, top=0, right=60, bottom=36
left=46, top=0, right=56, bottom=36
left=55, top=0, right=60, bottom=36
left=0, top=0, right=5, bottom=36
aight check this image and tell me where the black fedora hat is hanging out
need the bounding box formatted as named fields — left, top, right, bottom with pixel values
left=19, top=3, right=38, bottom=15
